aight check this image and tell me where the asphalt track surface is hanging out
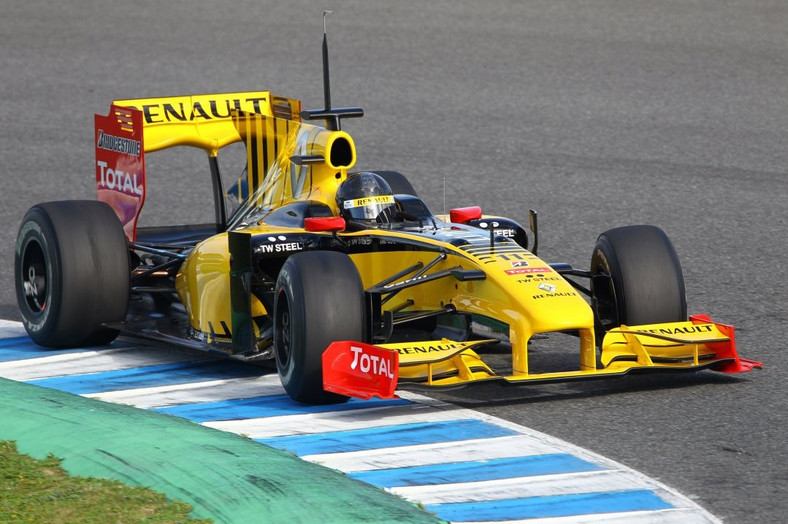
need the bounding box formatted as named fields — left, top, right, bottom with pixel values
left=0, top=1, right=785, bottom=523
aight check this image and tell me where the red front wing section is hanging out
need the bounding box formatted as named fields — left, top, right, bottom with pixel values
left=95, top=105, right=145, bottom=242
left=689, top=314, right=762, bottom=373
left=323, top=341, right=399, bottom=400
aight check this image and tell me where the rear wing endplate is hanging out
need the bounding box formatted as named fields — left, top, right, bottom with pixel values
left=95, top=105, right=145, bottom=242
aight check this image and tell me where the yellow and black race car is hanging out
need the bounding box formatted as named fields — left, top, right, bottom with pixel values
left=14, top=24, right=760, bottom=404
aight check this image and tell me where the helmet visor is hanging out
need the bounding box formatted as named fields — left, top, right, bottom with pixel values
left=342, top=195, right=396, bottom=221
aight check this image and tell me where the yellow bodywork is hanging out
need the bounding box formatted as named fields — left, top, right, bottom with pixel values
left=601, top=321, right=733, bottom=369
left=378, top=339, right=497, bottom=385
left=115, top=91, right=354, bottom=215
left=174, top=232, right=266, bottom=345
left=347, top=232, right=596, bottom=378
left=123, top=90, right=755, bottom=391
left=118, top=91, right=359, bottom=344
left=115, top=92, right=298, bottom=155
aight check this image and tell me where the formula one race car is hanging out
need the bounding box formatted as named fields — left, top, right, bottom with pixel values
left=14, top=21, right=761, bottom=403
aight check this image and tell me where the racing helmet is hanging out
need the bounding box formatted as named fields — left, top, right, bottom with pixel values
left=336, top=172, right=397, bottom=223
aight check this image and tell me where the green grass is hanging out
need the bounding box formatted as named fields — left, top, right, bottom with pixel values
left=0, top=441, right=211, bottom=523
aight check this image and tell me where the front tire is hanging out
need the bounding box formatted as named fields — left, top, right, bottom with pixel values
left=274, top=251, right=365, bottom=404
left=14, top=201, right=130, bottom=347
left=590, top=225, right=687, bottom=338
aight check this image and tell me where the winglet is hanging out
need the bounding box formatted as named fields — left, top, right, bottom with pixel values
left=323, top=341, right=399, bottom=399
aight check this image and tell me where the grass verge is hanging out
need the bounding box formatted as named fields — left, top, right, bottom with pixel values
left=0, top=441, right=210, bottom=523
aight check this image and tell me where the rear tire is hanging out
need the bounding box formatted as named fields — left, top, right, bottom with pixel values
left=590, top=225, right=686, bottom=339
left=14, top=201, right=130, bottom=347
left=274, top=251, right=365, bottom=404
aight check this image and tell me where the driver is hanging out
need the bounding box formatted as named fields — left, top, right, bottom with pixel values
left=336, top=172, right=398, bottom=224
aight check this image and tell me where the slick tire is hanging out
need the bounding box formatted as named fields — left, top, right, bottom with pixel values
left=15, top=201, right=130, bottom=347
left=376, top=171, right=418, bottom=197
left=274, top=251, right=365, bottom=404
left=590, top=225, right=687, bottom=340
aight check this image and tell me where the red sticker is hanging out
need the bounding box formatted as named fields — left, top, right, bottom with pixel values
left=505, top=267, right=551, bottom=275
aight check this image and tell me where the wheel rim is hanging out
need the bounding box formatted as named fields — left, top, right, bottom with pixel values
left=275, top=290, right=291, bottom=368
left=21, top=238, right=48, bottom=315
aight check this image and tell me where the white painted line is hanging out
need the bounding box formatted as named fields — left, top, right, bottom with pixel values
left=302, top=434, right=560, bottom=473
left=84, top=375, right=285, bottom=408
left=390, top=470, right=646, bottom=504
left=0, top=346, right=199, bottom=381
left=204, top=403, right=466, bottom=439
left=0, top=319, right=27, bottom=338
left=461, top=507, right=718, bottom=524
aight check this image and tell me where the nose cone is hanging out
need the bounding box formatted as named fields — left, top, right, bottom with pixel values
left=488, top=256, right=594, bottom=333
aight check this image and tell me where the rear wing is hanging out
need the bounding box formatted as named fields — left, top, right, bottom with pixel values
left=94, top=92, right=301, bottom=240
left=112, top=92, right=300, bottom=155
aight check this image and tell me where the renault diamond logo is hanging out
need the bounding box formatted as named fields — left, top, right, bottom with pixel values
left=538, top=282, right=556, bottom=293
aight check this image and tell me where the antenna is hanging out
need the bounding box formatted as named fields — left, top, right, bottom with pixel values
left=300, top=11, right=364, bottom=131
left=322, top=10, right=332, bottom=111
left=443, top=177, right=446, bottom=220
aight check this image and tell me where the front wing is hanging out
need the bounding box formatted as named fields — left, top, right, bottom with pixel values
left=322, top=315, right=762, bottom=400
